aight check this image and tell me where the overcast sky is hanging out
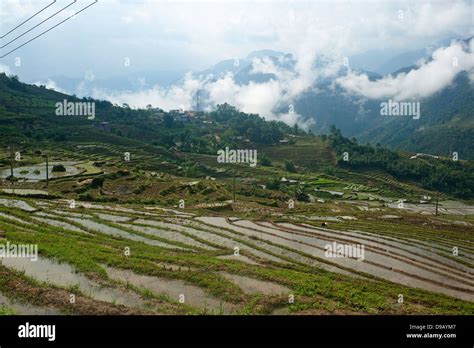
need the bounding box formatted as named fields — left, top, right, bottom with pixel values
left=0, top=0, right=473, bottom=124
left=1, top=0, right=472, bottom=80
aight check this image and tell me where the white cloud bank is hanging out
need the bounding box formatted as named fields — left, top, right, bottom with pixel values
left=33, top=79, right=67, bottom=94
left=0, top=64, right=12, bottom=75
left=91, top=72, right=201, bottom=112
left=91, top=39, right=473, bottom=129
left=91, top=57, right=318, bottom=129
left=335, top=40, right=474, bottom=101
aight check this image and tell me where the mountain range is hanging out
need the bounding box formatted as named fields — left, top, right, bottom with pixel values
left=192, top=39, right=474, bottom=159
left=17, top=38, right=474, bottom=159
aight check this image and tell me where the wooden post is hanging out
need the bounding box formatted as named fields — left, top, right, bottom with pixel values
left=8, top=146, right=13, bottom=181
left=233, top=168, right=236, bottom=203
left=45, top=153, right=49, bottom=187
left=435, top=193, right=439, bottom=216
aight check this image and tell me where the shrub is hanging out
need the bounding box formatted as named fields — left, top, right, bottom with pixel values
left=284, top=160, right=296, bottom=173
left=267, top=178, right=280, bottom=190
left=90, top=177, right=105, bottom=188
left=260, top=154, right=272, bottom=166
left=51, top=164, right=66, bottom=172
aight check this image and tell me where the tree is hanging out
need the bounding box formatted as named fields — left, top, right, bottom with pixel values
left=267, top=178, right=280, bottom=190
left=90, top=177, right=105, bottom=188
left=51, top=164, right=66, bottom=172
left=285, top=160, right=296, bottom=173
left=293, top=123, right=299, bottom=135
left=163, top=114, right=174, bottom=128
left=260, top=154, right=272, bottom=166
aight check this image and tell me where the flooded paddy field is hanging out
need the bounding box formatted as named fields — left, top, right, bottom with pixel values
left=0, top=196, right=473, bottom=315
left=0, top=292, right=60, bottom=315
left=0, top=162, right=102, bottom=182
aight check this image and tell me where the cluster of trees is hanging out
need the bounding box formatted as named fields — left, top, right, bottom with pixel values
left=329, top=126, right=474, bottom=198
left=2, top=73, right=300, bottom=155
left=210, top=104, right=293, bottom=145
left=90, top=102, right=292, bottom=152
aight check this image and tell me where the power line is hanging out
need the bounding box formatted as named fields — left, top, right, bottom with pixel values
left=1, top=0, right=98, bottom=58
left=1, top=0, right=77, bottom=49
left=0, top=0, right=57, bottom=39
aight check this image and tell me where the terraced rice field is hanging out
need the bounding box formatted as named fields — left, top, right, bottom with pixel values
left=0, top=196, right=472, bottom=315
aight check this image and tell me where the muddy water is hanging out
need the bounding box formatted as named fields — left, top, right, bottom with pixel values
left=106, top=267, right=240, bottom=314
left=246, top=221, right=474, bottom=288
left=380, top=215, right=402, bottom=219
left=0, top=162, right=81, bottom=182
left=2, top=189, right=49, bottom=196
left=387, top=201, right=474, bottom=215
left=173, top=218, right=287, bottom=263
left=77, top=203, right=161, bottom=217
left=0, top=212, right=31, bottom=224
left=195, top=217, right=362, bottom=277
left=0, top=257, right=146, bottom=309
left=34, top=201, right=52, bottom=207
left=96, top=213, right=132, bottom=223
left=51, top=210, right=93, bottom=218
left=122, top=223, right=213, bottom=250
left=35, top=211, right=62, bottom=218
left=217, top=254, right=260, bottom=265
left=316, top=189, right=344, bottom=196
left=138, top=218, right=239, bottom=249
left=290, top=215, right=341, bottom=222
left=144, top=206, right=194, bottom=217
left=276, top=222, right=474, bottom=275
left=156, top=263, right=198, bottom=271
left=271, top=307, right=290, bottom=315
left=0, top=293, right=60, bottom=315
left=31, top=216, right=91, bottom=234
left=228, top=221, right=474, bottom=301
left=0, top=199, right=36, bottom=211
left=219, top=273, right=290, bottom=295
left=67, top=218, right=184, bottom=249
left=318, top=224, right=474, bottom=263
left=204, top=217, right=326, bottom=257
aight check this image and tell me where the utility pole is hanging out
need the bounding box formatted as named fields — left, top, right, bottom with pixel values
left=45, top=153, right=49, bottom=187
left=233, top=168, right=236, bottom=203
left=8, top=146, right=13, bottom=181
left=435, top=192, right=439, bottom=216
left=195, top=90, right=200, bottom=112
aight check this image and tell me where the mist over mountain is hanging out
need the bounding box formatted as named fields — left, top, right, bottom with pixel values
left=13, top=37, right=473, bottom=159
left=30, top=69, right=188, bottom=96
left=184, top=38, right=474, bottom=158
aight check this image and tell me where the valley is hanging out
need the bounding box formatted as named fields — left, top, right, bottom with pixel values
left=0, top=68, right=472, bottom=316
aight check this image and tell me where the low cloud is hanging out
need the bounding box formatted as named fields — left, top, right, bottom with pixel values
left=0, top=64, right=12, bottom=75
left=69, top=39, right=474, bottom=131
left=91, top=56, right=318, bottom=129
left=33, top=79, right=66, bottom=93
left=92, top=37, right=474, bottom=130
left=91, top=72, right=201, bottom=111
left=335, top=39, right=474, bottom=100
